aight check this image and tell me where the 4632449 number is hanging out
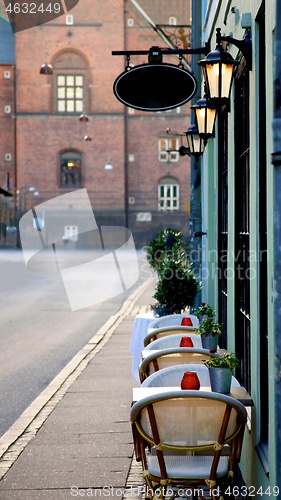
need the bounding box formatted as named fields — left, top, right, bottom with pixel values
left=5, top=3, right=61, bottom=14
left=224, top=485, right=279, bottom=496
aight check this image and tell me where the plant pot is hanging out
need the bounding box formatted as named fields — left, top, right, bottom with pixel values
left=151, top=304, right=174, bottom=317
left=201, top=333, right=218, bottom=350
left=209, top=367, right=232, bottom=394
left=198, top=314, right=209, bottom=322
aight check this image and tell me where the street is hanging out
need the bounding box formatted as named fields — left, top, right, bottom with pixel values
left=0, top=248, right=151, bottom=438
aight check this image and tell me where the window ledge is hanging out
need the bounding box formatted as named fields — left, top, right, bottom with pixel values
left=256, top=439, right=269, bottom=476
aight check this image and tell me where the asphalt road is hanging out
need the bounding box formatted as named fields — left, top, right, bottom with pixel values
left=0, top=248, right=152, bottom=437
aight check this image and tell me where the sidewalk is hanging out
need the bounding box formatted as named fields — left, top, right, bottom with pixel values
left=0, top=277, right=156, bottom=500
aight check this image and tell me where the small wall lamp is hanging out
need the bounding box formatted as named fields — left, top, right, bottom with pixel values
left=167, top=127, right=205, bottom=159
left=198, top=27, right=252, bottom=107
left=185, top=124, right=206, bottom=158
left=191, top=93, right=217, bottom=140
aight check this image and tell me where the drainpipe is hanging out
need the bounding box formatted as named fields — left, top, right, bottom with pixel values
left=272, top=0, right=281, bottom=489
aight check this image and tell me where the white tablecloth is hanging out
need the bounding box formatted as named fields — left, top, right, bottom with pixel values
left=130, top=312, right=155, bottom=382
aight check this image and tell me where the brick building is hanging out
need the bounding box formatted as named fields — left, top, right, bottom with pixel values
left=0, top=0, right=193, bottom=247
left=0, top=15, right=15, bottom=242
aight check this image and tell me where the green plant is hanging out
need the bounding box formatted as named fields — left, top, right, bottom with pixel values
left=194, top=302, right=215, bottom=318
left=203, top=352, right=240, bottom=370
left=195, top=318, right=222, bottom=336
left=146, top=228, right=188, bottom=273
left=152, top=258, right=200, bottom=313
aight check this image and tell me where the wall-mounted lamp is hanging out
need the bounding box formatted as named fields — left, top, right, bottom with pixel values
left=185, top=124, right=206, bottom=158
left=191, top=93, right=217, bottom=140
left=198, top=27, right=252, bottom=107
left=167, top=127, right=206, bottom=159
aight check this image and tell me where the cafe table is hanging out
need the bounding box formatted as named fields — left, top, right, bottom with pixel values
left=132, top=385, right=254, bottom=407
left=130, top=312, right=156, bottom=381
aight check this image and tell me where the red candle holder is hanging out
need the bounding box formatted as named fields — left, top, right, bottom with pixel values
left=180, top=336, right=194, bottom=347
left=181, top=371, right=200, bottom=390
left=181, top=317, right=193, bottom=326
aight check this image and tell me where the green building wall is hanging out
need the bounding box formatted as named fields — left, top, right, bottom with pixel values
left=199, top=0, right=277, bottom=491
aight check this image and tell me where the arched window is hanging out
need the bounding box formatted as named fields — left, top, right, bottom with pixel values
left=53, top=51, right=87, bottom=114
left=158, top=177, right=179, bottom=211
left=60, top=151, right=82, bottom=188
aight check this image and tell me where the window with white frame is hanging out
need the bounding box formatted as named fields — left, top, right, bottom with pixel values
left=57, top=74, right=84, bottom=113
left=158, top=137, right=179, bottom=162
left=158, top=179, right=179, bottom=210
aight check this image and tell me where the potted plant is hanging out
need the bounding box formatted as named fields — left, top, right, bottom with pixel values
left=203, top=353, right=240, bottom=394
left=194, top=302, right=215, bottom=321
left=152, top=258, right=200, bottom=315
left=146, top=228, right=187, bottom=274
left=195, top=318, right=222, bottom=349
left=146, top=228, right=200, bottom=316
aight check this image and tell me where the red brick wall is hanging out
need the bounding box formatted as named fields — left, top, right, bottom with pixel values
left=14, top=0, right=192, bottom=243
left=0, top=64, right=15, bottom=191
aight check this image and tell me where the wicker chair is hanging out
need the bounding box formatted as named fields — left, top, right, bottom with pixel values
left=144, top=326, right=198, bottom=348
left=131, top=390, right=247, bottom=500
left=148, top=313, right=199, bottom=331
left=144, top=333, right=203, bottom=351
left=139, top=347, right=217, bottom=383
left=141, top=363, right=240, bottom=388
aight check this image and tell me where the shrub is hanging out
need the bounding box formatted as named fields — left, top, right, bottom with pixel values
left=146, top=228, right=188, bottom=274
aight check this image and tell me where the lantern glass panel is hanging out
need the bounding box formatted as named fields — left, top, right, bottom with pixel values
left=206, top=62, right=234, bottom=100
left=193, top=135, right=204, bottom=154
left=205, top=63, right=220, bottom=98
left=196, top=107, right=217, bottom=136
left=221, top=64, right=235, bottom=98
left=187, top=132, right=204, bottom=154
left=186, top=133, right=193, bottom=151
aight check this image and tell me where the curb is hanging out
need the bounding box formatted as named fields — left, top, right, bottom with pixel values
left=0, top=277, right=154, bottom=479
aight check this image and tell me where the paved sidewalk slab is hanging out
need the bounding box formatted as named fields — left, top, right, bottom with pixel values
left=0, top=277, right=156, bottom=500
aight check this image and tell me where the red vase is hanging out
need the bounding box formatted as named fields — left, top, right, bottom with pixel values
left=181, top=371, right=200, bottom=390
left=180, top=336, right=194, bottom=347
left=181, top=317, right=193, bottom=326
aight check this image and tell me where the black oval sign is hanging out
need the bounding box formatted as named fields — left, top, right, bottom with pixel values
left=113, top=63, right=197, bottom=111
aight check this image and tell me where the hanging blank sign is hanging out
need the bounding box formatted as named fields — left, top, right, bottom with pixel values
left=113, top=63, right=198, bottom=112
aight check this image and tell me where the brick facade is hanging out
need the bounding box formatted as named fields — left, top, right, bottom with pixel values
left=0, top=0, right=193, bottom=247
